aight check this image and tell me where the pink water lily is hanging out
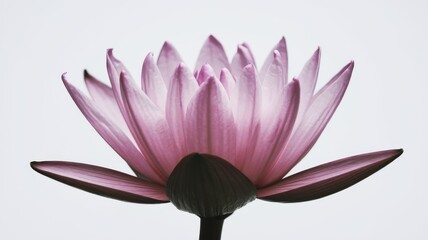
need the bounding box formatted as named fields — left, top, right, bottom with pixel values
left=31, top=35, right=402, bottom=239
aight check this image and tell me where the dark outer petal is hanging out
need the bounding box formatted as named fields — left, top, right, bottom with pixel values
left=257, top=149, right=403, bottom=202
left=31, top=161, right=169, bottom=203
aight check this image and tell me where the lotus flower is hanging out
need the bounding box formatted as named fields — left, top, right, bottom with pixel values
left=31, top=35, right=402, bottom=240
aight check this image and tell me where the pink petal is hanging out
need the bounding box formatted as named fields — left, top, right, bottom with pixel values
left=295, top=48, right=321, bottom=125
left=219, top=68, right=236, bottom=97
left=31, top=161, right=169, bottom=203
left=195, top=35, right=231, bottom=78
left=106, top=50, right=142, bottom=139
left=106, top=49, right=133, bottom=108
left=166, top=63, right=199, bottom=154
left=230, top=64, right=262, bottom=170
left=257, top=149, right=403, bottom=201
left=259, top=37, right=288, bottom=84
left=120, top=72, right=181, bottom=178
left=185, top=77, right=236, bottom=164
left=243, top=80, right=300, bottom=184
left=261, top=62, right=355, bottom=186
left=157, top=41, right=183, bottom=87
left=196, top=64, right=216, bottom=85
left=63, top=75, right=164, bottom=184
left=242, top=42, right=256, bottom=64
left=260, top=50, right=287, bottom=108
left=141, top=52, right=167, bottom=111
left=231, top=43, right=257, bottom=78
left=83, top=70, right=129, bottom=135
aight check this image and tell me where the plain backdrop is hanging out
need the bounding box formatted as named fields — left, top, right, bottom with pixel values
left=1, top=0, right=426, bottom=239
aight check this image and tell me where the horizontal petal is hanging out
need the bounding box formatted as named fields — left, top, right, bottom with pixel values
left=157, top=41, right=183, bottom=87
left=31, top=161, right=169, bottom=203
left=231, top=43, right=257, bottom=78
left=195, top=35, right=231, bottom=78
left=141, top=52, right=167, bottom=111
left=120, top=72, right=181, bottom=178
left=166, top=63, right=199, bottom=154
left=262, top=62, right=354, bottom=185
left=63, top=75, right=164, bottom=184
left=259, top=37, right=288, bottom=84
left=186, top=77, right=236, bottom=164
left=257, top=149, right=403, bottom=202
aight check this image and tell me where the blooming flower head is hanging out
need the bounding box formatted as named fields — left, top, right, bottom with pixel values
left=32, top=36, right=402, bottom=223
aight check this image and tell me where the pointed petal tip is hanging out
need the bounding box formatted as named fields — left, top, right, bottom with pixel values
left=119, top=70, right=128, bottom=82
left=178, top=62, right=186, bottom=69
left=277, top=37, right=287, bottom=48
left=61, top=72, right=69, bottom=83
left=289, top=77, right=300, bottom=89
left=315, top=47, right=321, bottom=56
left=30, top=161, right=51, bottom=173
left=31, top=161, right=48, bottom=175
left=291, top=77, right=299, bottom=83
left=334, top=61, right=355, bottom=79
left=161, top=41, right=173, bottom=49
left=200, top=63, right=215, bottom=72
left=199, top=75, right=219, bottom=88
left=243, top=63, right=255, bottom=71
left=206, top=35, right=223, bottom=47
left=207, top=75, right=216, bottom=82
left=220, top=67, right=229, bottom=72
left=143, top=52, right=155, bottom=63
left=159, top=41, right=176, bottom=56
left=393, top=148, right=404, bottom=156
left=237, top=43, right=249, bottom=53
left=106, top=49, right=117, bottom=62
left=83, top=70, right=96, bottom=83
left=344, top=61, right=355, bottom=74
left=30, top=161, right=39, bottom=170
left=219, top=68, right=233, bottom=79
left=208, top=34, right=218, bottom=41
left=345, top=60, right=355, bottom=69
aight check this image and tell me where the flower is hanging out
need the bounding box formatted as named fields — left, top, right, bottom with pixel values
left=31, top=35, right=402, bottom=224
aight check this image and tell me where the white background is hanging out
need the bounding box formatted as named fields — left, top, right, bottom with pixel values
left=1, top=0, right=426, bottom=239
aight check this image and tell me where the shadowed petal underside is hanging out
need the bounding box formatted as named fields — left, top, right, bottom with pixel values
left=31, top=161, right=169, bottom=203
left=257, top=149, right=402, bottom=202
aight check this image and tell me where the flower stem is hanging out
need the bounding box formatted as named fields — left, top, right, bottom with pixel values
left=199, top=214, right=230, bottom=240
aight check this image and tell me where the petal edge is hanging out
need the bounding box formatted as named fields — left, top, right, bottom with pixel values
left=31, top=161, right=169, bottom=203
left=257, top=149, right=403, bottom=202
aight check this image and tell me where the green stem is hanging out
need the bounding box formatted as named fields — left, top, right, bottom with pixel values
left=199, top=214, right=230, bottom=240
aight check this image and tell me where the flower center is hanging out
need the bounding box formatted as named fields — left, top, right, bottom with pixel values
left=166, top=153, right=256, bottom=218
